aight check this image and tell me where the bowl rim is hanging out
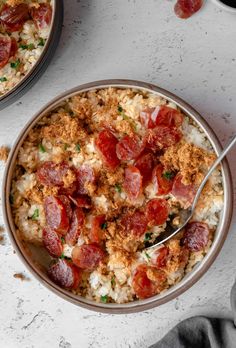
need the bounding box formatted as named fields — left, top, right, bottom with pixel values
left=211, top=0, right=236, bottom=13
left=2, top=79, right=233, bottom=314
left=0, top=0, right=63, bottom=106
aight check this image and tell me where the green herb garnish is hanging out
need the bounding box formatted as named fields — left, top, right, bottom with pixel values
left=162, top=171, right=174, bottom=180
left=101, top=222, right=107, bottom=230
left=60, top=252, right=65, bottom=259
left=10, top=59, right=20, bottom=69
left=145, top=252, right=151, bottom=260
left=144, top=233, right=152, bottom=242
left=61, top=237, right=65, bottom=244
left=9, top=193, right=14, bottom=205
left=31, top=209, right=39, bottom=220
left=75, top=144, right=81, bottom=152
left=0, top=77, right=7, bottom=82
left=64, top=143, right=69, bottom=150
left=111, top=276, right=116, bottom=287
left=38, top=37, right=46, bottom=46
left=114, top=183, right=122, bottom=193
left=118, top=105, right=123, bottom=113
left=38, top=144, right=46, bottom=153
left=100, top=295, right=108, bottom=303
left=20, top=43, right=35, bottom=50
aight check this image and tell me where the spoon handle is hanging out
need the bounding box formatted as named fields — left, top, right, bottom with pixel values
left=192, top=134, right=236, bottom=209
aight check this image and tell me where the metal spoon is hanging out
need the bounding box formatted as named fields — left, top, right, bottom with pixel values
left=145, top=134, right=236, bottom=250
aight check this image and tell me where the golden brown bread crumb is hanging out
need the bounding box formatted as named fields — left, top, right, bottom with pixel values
left=165, top=239, right=189, bottom=274
left=0, top=146, right=10, bottom=162
left=7, top=0, right=25, bottom=6
left=62, top=169, right=76, bottom=188
left=0, top=226, right=5, bottom=245
left=114, top=120, right=135, bottom=137
left=41, top=112, right=87, bottom=144
left=161, top=141, right=216, bottom=185
left=13, top=273, right=30, bottom=281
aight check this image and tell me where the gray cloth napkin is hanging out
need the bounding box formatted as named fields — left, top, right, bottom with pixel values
left=150, top=280, right=236, bottom=348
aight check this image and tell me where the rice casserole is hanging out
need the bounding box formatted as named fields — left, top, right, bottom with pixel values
left=10, top=87, right=224, bottom=304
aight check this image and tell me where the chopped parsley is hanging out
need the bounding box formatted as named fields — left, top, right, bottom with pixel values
left=100, top=295, right=108, bottom=303
left=38, top=144, right=46, bottom=153
left=31, top=209, right=39, bottom=220
left=20, top=43, right=35, bottom=50
left=114, top=183, right=122, bottom=193
left=162, top=171, right=174, bottom=180
left=61, top=237, right=65, bottom=244
left=9, top=194, right=14, bottom=205
left=38, top=37, right=46, bottom=46
left=64, top=143, right=69, bottom=150
left=118, top=105, right=123, bottom=113
left=101, top=222, right=107, bottom=230
left=10, top=59, right=20, bottom=69
left=0, top=77, right=7, bottom=82
left=60, top=252, right=65, bottom=259
left=145, top=252, right=151, bottom=260
left=111, top=276, right=116, bottom=287
left=75, top=144, right=81, bottom=152
left=144, top=232, right=152, bottom=242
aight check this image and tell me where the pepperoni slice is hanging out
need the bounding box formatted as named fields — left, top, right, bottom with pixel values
left=140, top=107, right=158, bottom=129
left=10, top=37, right=18, bottom=57
left=76, top=165, right=95, bottom=195
left=58, top=195, right=72, bottom=221
left=123, top=166, right=142, bottom=200
left=134, top=151, right=156, bottom=186
left=116, top=135, right=144, bottom=161
left=31, top=3, right=52, bottom=29
left=65, top=208, right=85, bottom=246
left=48, top=259, right=82, bottom=290
left=132, top=265, right=156, bottom=299
left=42, top=227, right=63, bottom=257
left=0, top=35, right=11, bottom=68
left=89, top=215, right=106, bottom=244
left=174, top=0, right=203, bottom=19
left=151, top=246, right=169, bottom=268
left=95, top=129, right=120, bottom=170
left=146, top=199, right=169, bottom=226
left=152, top=164, right=174, bottom=195
left=183, top=222, right=209, bottom=251
left=140, top=106, right=183, bottom=129
left=145, top=126, right=182, bottom=151
left=69, top=195, right=92, bottom=209
left=0, top=4, right=29, bottom=32
left=121, top=210, right=147, bottom=237
left=37, top=161, right=72, bottom=187
left=72, top=244, right=105, bottom=270
left=172, top=174, right=196, bottom=206
left=44, top=196, right=70, bottom=235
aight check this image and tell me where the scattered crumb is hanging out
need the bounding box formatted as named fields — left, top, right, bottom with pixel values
left=0, top=146, right=10, bottom=162
left=0, top=226, right=5, bottom=245
left=13, top=273, right=30, bottom=281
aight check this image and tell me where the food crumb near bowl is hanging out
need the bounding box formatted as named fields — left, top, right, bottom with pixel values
left=0, top=145, right=10, bottom=162
left=0, top=225, right=5, bottom=245
left=9, top=87, right=224, bottom=304
left=13, top=272, right=30, bottom=281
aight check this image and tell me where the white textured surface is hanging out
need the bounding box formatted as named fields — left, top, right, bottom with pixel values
left=0, top=1, right=236, bottom=347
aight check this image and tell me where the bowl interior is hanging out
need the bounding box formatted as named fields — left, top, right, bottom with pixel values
left=3, top=80, right=233, bottom=313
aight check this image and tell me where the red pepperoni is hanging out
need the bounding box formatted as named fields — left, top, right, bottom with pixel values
left=151, top=246, right=169, bottom=268
left=69, top=195, right=92, bottom=209
left=89, top=215, right=106, bottom=244
left=95, top=129, right=120, bottom=170
left=48, top=259, right=82, bottom=290
left=76, top=165, right=95, bottom=195
left=116, top=135, right=144, bottom=161
left=37, top=161, right=72, bottom=187
left=0, top=35, right=11, bottom=68
left=121, top=210, right=147, bottom=237
left=145, top=126, right=182, bottom=151
left=42, top=227, right=63, bottom=257
left=123, top=166, right=142, bottom=200
left=31, top=3, right=52, bottom=29
left=44, top=196, right=70, bottom=235
left=140, top=106, right=183, bottom=129
left=72, top=244, right=105, bottom=270
left=134, top=151, right=156, bottom=186
left=58, top=195, right=72, bottom=221
left=146, top=199, right=169, bottom=226
left=140, top=107, right=158, bottom=129
left=183, top=222, right=209, bottom=251
left=65, top=208, right=85, bottom=246
left=132, top=265, right=156, bottom=299
left=0, top=4, right=29, bottom=32
left=152, top=164, right=174, bottom=195
left=172, top=174, right=196, bottom=206
left=174, top=0, right=203, bottom=19
left=10, top=37, right=18, bottom=57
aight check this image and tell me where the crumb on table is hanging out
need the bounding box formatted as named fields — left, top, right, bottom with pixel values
left=13, top=273, right=30, bottom=281
left=0, top=146, right=10, bottom=163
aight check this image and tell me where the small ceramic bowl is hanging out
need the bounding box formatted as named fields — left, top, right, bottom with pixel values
left=2, top=79, right=233, bottom=313
left=0, top=0, right=64, bottom=110
left=212, top=0, right=236, bottom=13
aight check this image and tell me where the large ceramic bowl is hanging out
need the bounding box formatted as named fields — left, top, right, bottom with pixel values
left=0, top=0, right=63, bottom=110
left=2, top=79, right=233, bottom=313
